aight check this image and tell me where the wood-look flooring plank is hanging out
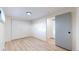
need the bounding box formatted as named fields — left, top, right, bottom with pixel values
left=5, top=37, right=67, bottom=51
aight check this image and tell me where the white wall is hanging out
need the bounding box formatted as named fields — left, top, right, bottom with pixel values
left=0, top=22, right=5, bottom=50
left=52, top=20, right=55, bottom=38
left=47, top=17, right=55, bottom=39
left=5, top=16, right=47, bottom=41
left=32, top=17, right=47, bottom=41
left=5, top=16, right=12, bottom=41
left=0, top=8, right=5, bottom=50
left=12, top=19, right=32, bottom=40
left=74, top=8, right=79, bottom=50
left=69, top=7, right=79, bottom=51
left=70, top=8, right=77, bottom=50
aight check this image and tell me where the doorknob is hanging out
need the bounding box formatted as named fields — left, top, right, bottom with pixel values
left=68, top=32, right=71, bottom=34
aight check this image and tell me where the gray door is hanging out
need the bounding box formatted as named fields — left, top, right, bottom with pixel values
left=55, top=12, right=72, bottom=50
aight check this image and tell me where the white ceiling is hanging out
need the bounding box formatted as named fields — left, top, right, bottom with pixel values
left=2, top=7, right=72, bottom=20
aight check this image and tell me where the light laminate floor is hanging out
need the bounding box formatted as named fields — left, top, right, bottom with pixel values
left=5, top=37, right=67, bottom=51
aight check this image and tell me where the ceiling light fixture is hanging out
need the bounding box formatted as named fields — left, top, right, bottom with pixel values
left=26, top=12, right=32, bottom=16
